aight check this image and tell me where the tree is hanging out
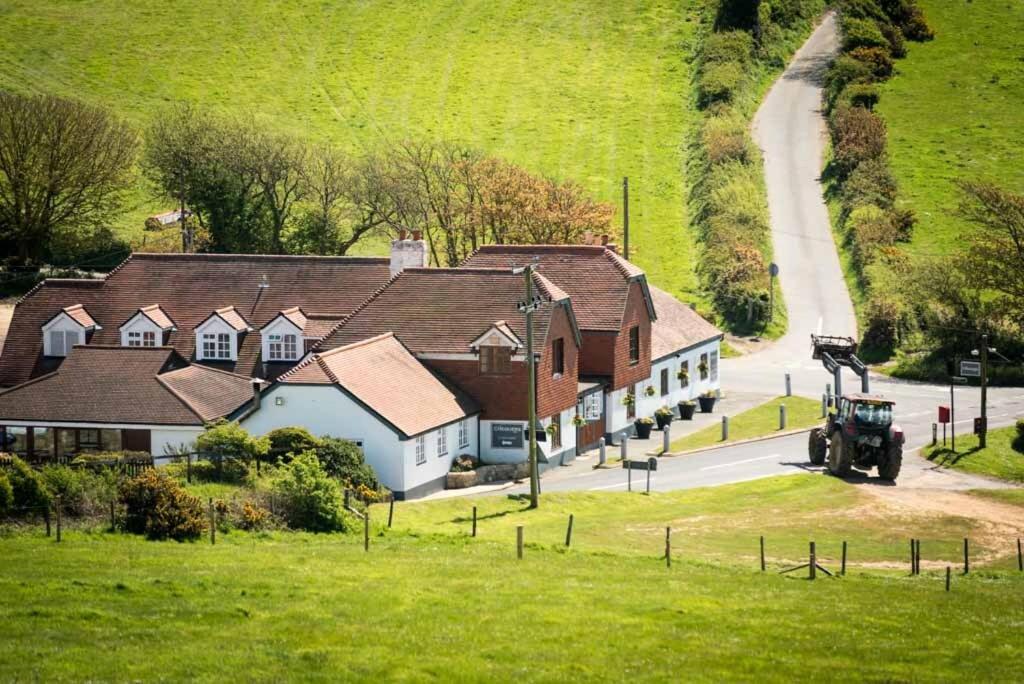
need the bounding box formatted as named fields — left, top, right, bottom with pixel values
left=956, top=181, right=1024, bottom=309
left=0, top=91, right=137, bottom=264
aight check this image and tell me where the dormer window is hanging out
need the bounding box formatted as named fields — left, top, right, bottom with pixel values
left=470, top=320, right=522, bottom=376
left=194, top=306, right=250, bottom=362
left=261, top=308, right=306, bottom=363
left=42, top=304, right=98, bottom=358
left=120, top=305, right=175, bottom=348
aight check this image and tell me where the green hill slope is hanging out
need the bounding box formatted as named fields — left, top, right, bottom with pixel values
left=0, top=0, right=703, bottom=300
left=878, top=0, right=1024, bottom=258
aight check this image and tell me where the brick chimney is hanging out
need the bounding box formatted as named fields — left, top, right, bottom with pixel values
left=390, top=232, right=428, bottom=277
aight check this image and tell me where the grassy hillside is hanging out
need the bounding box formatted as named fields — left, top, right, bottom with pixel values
left=878, top=0, right=1024, bottom=258
left=3, top=476, right=1024, bottom=680
left=0, top=0, right=704, bottom=301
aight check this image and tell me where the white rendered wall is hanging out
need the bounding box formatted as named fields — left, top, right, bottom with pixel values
left=150, top=427, right=204, bottom=458
left=400, top=417, right=479, bottom=492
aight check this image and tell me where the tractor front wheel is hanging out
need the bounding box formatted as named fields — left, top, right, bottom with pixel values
left=808, top=428, right=827, bottom=466
left=878, top=444, right=903, bottom=480
left=828, top=433, right=853, bottom=477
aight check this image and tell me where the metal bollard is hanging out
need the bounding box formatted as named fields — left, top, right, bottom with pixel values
left=662, top=424, right=671, bottom=454
left=932, top=423, right=937, bottom=447
left=620, top=435, right=628, bottom=461
left=721, top=416, right=729, bottom=441
left=598, top=437, right=606, bottom=466
left=779, top=404, right=787, bottom=430
left=785, top=373, right=792, bottom=397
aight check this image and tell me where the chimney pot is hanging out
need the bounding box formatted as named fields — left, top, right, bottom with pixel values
left=412, top=230, right=423, bottom=241
left=398, top=229, right=408, bottom=241
left=390, top=233, right=428, bottom=277
left=601, top=234, right=609, bottom=246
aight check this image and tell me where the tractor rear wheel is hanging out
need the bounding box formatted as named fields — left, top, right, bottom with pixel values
left=828, top=433, right=853, bottom=477
left=878, top=444, right=902, bottom=480
left=808, top=428, right=827, bottom=466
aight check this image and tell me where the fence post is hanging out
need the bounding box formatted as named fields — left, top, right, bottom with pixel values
left=759, top=535, right=765, bottom=571
left=472, top=506, right=477, bottom=538
left=627, top=462, right=632, bottom=492
left=721, top=416, right=729, bottom=441
left=209, top=498, right=215, bottom=545
left=44, top=506, right=51, bottom=537
left=785, top=373, right=792, bottom=397
left=963, top=538, right=969, bottom=574
left=387, top=498, right=394, bottom=529
left=946, top=566, right=951, bottom=592
left=516, top=525, right=524, bottom=560
left=186, top=451, right=192, bottom=484
left=1018, top=538, right=1022, bottom=572
left=364, top=512, right=369, bottom=552
left=915, top=539, right=922, bottom=575
left=809, top=541, right=816, bottom=580
left=344, top=489, right=351, bottom=510
left=598, top=437, right=606, bottom=466
left=565, top=514, right=574, bottom=547
left=841, top=541, right=847, bottom=576
left=931, top=423, right=938, bottom=447
left=55, top=496, right=62, bottom=543
left=910, top=539, right=915, bottom=575
left=665, top=527, right=672, bottom=568
left=779, top=404, right=787, bottom=430
left=109, top=500, right=116, bottom=532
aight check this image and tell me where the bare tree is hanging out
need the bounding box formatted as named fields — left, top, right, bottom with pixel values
left=249, top=126, right=306, bottom=254
left=957, top=180, right=1024, bottom=307
left=0, top=91, right=137, bottom=264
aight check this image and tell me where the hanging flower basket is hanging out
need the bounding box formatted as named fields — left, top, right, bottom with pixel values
left=644, top=386, right=656, bottom=397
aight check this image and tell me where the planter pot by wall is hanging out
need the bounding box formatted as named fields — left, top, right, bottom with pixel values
left=634, top=421, right=654, bottom=439
left=655, top=414, right=673, bottom=430
left=698, top=396, right=717, bottom=413
left=678, top=403, right=696, bottom=420
left=446, top=470, right=479, bottom=489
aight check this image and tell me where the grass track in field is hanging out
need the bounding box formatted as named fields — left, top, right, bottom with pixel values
left=0, top=0, right=705, bottom=303
left=877, top=0, right=1024, bottom=259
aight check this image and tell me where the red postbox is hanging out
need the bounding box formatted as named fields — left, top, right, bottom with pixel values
left=938, top=406, right=950, bottom=424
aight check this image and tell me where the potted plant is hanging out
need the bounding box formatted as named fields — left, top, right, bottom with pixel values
left=571, top=414, right=586, bottom=428
left=644, top=385, right=656, bottom=397
left=698, top=359, right=709, bottom=381
left=633, top=416, right=655, bottom=439
left=621, top=392, right=636, bottom=408
left=654, top=406, right=674, bottom=430
left=678, top=400, right=697, bottom=420
left=677, top=367, right=689, bottom=387
left=698, top=390, right=717, bottom=413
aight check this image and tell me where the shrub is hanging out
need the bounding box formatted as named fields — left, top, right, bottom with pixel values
left=0, top=471, right=13, bottom=514
left=841, top=17, right=889, bottom=52
left=841, top=0, right=890, bottom=23
left=862, top=295, right=905, bottom=351
left=196, top=420, right=269, bottom=480
left=119, top=470, right=205, bottom=541
left=266, top=426, right=322, bottom=461
left=450, top=454, right=478, bottom=473
left=890, top=207, right=916, bottom=241
left=316, top=437, right=380, bottom=491
left=877, top=21, right=906, bottom=58
left=702, top=111, right=752, bottom=165
left=880, top=0, right=934, bottom=40
left=699, top=61, right=744, bottom=105
left=703, top=31, right=754, bottom=65
left=6, top=456, right=50, bottom=513
left=40, top=465, right=88, bottom=515
left=238, top=500, right=270, bottom=531
left=841, top=158, right=897, bottom=214
left=842, top=83, right=880, bottom=110
left=1016, top=418, right=1024, bottom=440
left=271, top=451, right=347, bottom=532
left=849, top=205, right=897, bottom=268
left=829, top=104, right=887, bottom=176
left=825, top=55, right=875, bottom=107
left=848, top=46, right=893, bottom=79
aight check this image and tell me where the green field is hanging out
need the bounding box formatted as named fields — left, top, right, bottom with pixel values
left=668, top=395, right=823, bottom=452
left=926, top=425, right=1024, bottom=483
left=3, top=475, right=1024, bottom=681
left=878, top=0, right=1024, bottom=259
left=0, top=0, right=705, bottom=301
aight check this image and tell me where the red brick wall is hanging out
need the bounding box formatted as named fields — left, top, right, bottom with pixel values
left=424, top=357, right=529, bottom=420
left=537, top=304, right=579, bottom=418
left=611, top=281, right=652, bottom=391
left=578, top=330, right=615, bottom=377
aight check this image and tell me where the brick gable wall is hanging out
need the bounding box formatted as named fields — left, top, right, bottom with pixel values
left=536, top=304, right=579, bottom=419
left=611, top=281, right=652, bottom=391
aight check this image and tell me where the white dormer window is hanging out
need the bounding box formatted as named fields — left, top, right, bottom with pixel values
left=268, top=333, right=298, bottom=361
left=42, top=305, right=97, bottom=358
left=120, top=305, right=174, bottom=348
left=127, top=331, right=157, bottom=347
left=201, top=332, right=232, bottom=360
left=47, top=329, right=81, bottom=357
left=261, top=310, right=304, bottom=363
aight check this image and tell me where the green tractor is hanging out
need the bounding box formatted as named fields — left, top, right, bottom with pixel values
left=808, top=394, right=904, bottom=480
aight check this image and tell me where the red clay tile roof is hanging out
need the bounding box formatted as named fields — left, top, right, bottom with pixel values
left=302, top=314, right=344, bottom=339
left=279, top=333, right=479, bottom=438
left=0, top=253, right=392, bottom=387
left=276, top=306, right=307, bottom=330
left=649, top=285, right=723, bottom=360
left=461, top=245, right=654, bottom=331
left=133, top=304, right=175, bottom=330
left=60, top=304, right=99, bottom=329
left=198, top=306, right=252, bottom=333
left=0, top=346, right=253, bottom=426
left=317, top=267, right=578, bottom=356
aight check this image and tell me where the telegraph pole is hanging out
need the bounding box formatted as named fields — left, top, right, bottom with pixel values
left=515, top=260, right=542, bottom=508
left=622, top=176, right=630, bottom=260
left=980, top=334, right=989, bottom=448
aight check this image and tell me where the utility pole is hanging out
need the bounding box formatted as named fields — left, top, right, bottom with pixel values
left=980, top=334, right=989, bottom=448
left=515, top=260, right=542, bottom=508
left=622, top=176, right=630, bottom=261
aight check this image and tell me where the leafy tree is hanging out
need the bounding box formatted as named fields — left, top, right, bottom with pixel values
left=196, top=420, right=269, bottom=479
left=271, top=451, right=347, bottom=532
left=956, top=181, right=1024, bottom=312
left=0, top=91, right=137, bottom=265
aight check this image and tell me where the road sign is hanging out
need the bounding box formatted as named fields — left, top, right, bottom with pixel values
left=769, top=262, right=779, bottom=277
left=973, top=417, right=987, bottom=435
left=622, top=457, right=659, bottom=472
left=938, top=406, right=950, bottom=424
left=952, top=376, right=969, bottom=385
left=960, top=360, right=981, bottom=378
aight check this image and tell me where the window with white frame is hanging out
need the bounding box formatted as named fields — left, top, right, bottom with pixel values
left=202, top=332, right=232, bottom=360
left=268, top=333, right=299, bottom=361
left=584, top=393, right=602, bottom=421
left=458, top=419, right=469, bottom=448
left=47, top=329, right=81, bottom=357
left=710, top=349, right=719, bottom=382
left=127, top=330, right=157, bottom=347
left=415, top=436, right=426, bottom=465
left=437, top=427, right=448, bottom=457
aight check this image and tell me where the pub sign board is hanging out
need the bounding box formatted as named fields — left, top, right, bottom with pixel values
left=491, top=423, right=525, bottom=449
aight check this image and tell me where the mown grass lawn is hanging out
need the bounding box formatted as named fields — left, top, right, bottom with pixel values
left=2, top=506, right=1023, bottom=681
left=925, top=425, right=1024, bottom=483
left=668, top=395, right=822, bottom=452
left=0, top=0, right=705, bottom=303
left=877, top=0, right=1024, bottom=259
